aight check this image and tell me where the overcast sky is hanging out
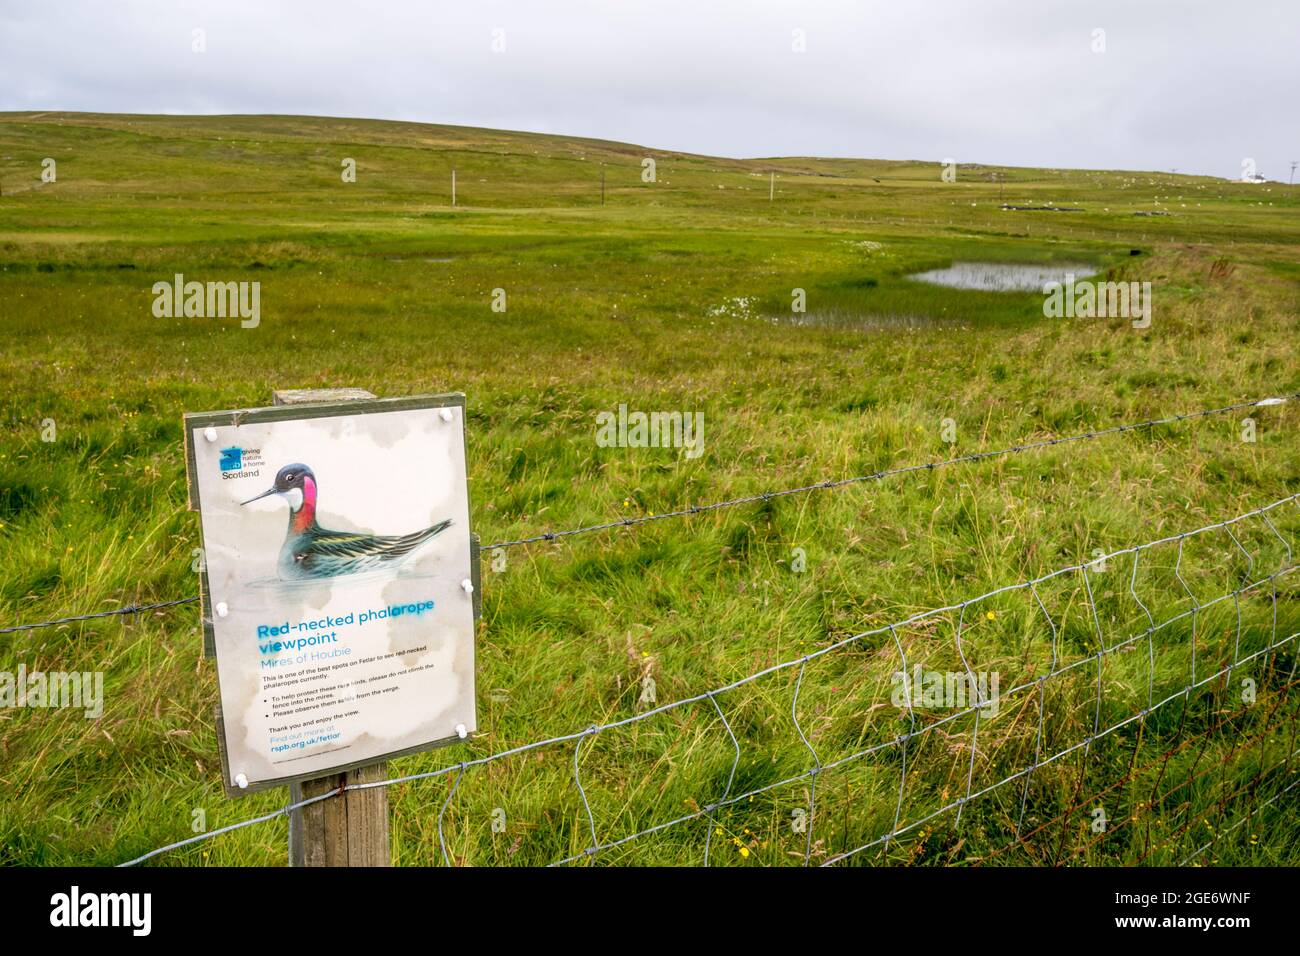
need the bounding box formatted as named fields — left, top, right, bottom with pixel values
left=2, top=1, right=1296, bottom=180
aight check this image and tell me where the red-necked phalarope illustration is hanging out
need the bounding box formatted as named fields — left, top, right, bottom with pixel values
left=241, top=463, right=451, bottom=580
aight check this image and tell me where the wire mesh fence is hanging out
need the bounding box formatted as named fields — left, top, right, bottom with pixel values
left=117, top=491, right=1300, bottom=866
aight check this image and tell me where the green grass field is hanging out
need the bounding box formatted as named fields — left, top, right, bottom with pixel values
left=1, top=112, right=1298, bottom=866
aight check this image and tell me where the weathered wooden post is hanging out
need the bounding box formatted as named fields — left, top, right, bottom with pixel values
left=274, top=388, right=390, bottom=867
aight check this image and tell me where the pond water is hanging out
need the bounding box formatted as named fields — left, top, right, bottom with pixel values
left=909, top=261, right=1097, bottom=292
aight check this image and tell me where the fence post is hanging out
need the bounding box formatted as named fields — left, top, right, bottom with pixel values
left=273, top=386, right=391, bottom=868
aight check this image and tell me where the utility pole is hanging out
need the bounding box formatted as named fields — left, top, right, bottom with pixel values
left=451, top=167, right=456, bottom=207
left=601, top=168, right=606, bottom=206
left=769, top=171, right=774, bottom=201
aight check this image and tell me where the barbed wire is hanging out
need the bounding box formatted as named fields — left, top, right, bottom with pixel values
left=1125, top=739, right=1300, bottom=867
left=7, top=392, right=1294, bottom=637
left=482, top=392, right=1295, bottom=550
left=818, top=494, right=1300, bottom=865
left=819, top=628, right=1299, bottom=866
left=1178, top=756, right=1300, bottom=865
left=118, top=491, right=1300, bottom=866
left=0, top=596, right=200, bottom=635
left=971, top=678, right=1298, bottom=865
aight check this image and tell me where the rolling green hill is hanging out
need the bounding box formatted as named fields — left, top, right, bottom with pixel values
left=1, top=112, right=1298, bottom=866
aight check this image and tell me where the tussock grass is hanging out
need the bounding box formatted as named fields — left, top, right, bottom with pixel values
left=0, top=112, right=1297, bottom=866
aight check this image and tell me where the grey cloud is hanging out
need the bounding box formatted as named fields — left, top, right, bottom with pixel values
left=1, top=0, right=1295, bottom=178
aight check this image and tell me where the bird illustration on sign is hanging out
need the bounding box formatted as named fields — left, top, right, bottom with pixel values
left=241, top=463, right=452, bottom=580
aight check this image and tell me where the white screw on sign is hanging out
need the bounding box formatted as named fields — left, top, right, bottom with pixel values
left=216, top=601, right=229, bottom=617
left=204, top=427, right=218, bottom=442
left=235, top=773, right=248, bottom=789
left=461, top=579, right=474, bottom=595
left=440, top=408, right=453, bottom=422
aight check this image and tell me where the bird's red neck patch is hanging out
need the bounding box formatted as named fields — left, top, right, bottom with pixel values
left=291, top=475, right=318, bottom=532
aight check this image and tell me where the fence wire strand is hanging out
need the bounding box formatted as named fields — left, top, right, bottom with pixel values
left=975, top=674, right=1298, bottom=865
left=7, top=392, right=1292, bottom=637
left=0, top=597, right=199, bottom=635
left=482, top=393, right=1295, bottom=550
left=117, top=491, right=1299, bottom=866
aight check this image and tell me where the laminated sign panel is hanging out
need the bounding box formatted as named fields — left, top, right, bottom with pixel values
left=183, top=394, right=479, bottom=794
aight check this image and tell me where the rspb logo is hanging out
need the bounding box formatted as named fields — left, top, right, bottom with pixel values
left=218, top=446, right=264, bottom=480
